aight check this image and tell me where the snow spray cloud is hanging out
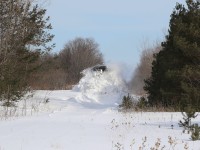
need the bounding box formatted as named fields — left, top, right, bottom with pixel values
left=72, top=63, right=131, bottom=108
left=106, top=62, right=134, bottom=83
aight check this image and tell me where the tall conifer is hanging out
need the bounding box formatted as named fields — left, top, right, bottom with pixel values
left=144, top=0, right=200, bottom=110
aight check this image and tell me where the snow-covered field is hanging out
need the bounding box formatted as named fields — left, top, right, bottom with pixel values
left=0, top=65, right=200, bottom=150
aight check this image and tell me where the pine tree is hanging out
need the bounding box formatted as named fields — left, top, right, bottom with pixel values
left=119, top=94, right=133, bottom=110
left=144, top=0, right=200, bottom=109
left=191, top=124, right=200, bottom=141
left=0, top=0, right=54, bottom=106
left=179, top=105, right=198, bottom=130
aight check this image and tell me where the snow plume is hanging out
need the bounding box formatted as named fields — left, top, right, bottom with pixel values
left=108, top=62, right=134, bottom=83
left=72, top=63, right=128, bottom=108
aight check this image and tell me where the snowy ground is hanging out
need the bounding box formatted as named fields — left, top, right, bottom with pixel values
left=0, top=66, right=200, bottom=150
left=0, top=90, right=200, bottom=150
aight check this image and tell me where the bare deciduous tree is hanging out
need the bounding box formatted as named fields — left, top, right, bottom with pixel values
left=130, top=44, right=161, bottom=95
left=59, top=37, right=104, bottom=85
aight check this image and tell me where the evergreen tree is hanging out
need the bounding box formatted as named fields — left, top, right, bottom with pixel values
left=179, top=105, right=198, bottom=130
left=144, top=0, right=200, bottom=109
left=191, top=124, right=200, bottom=141
left=119, top=94, right=133, bottom=110
left=0, top=0, right=54, bottom=106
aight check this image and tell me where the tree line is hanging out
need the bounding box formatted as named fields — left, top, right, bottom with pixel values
left=1, top=0, right=199, bottom=111
left=28, top=37, right=103, bottom=90
left=0, top=0, right=103, bottom=106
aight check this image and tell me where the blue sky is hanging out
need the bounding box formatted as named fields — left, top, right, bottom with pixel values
left=46, top=0, right=186, bottom=69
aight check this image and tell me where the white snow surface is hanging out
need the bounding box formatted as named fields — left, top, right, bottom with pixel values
left=0, top=90, right=200, bottom=150
left=0, top=67, right=200, bottom=150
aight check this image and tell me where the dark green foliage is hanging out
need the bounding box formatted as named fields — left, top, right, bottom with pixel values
left=179, top=106, right=198, bottom=130
left=144, top=0, right=200, bottom=109
left=0, top=0, right=54, bottom=106
left=179, top=105, right=200, bottom=141
left=191, top=124, right=200, bottom=141
left=137, top=96, right=148, bottom=109
left=178, top=105, right=200, bottom=141
left=119, top=94, right=133, bottom=110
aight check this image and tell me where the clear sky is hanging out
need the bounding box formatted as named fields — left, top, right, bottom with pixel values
left=46, top=0, right=186, bottom=69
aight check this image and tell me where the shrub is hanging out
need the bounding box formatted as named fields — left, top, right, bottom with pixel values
left=119, top=94, right=133, bottom=110
left=136, top=96, right=148, bottom=109
left=191, top=124, right=200, bottom=141
left=179, top=106, right=198, bottom=131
